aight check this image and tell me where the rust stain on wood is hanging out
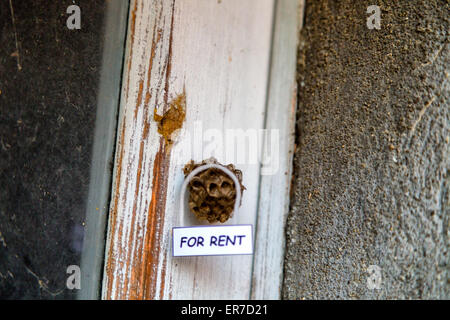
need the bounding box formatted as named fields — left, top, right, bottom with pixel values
left=106, top=130, right=173, bottom=300
left=159, top=254, right=168, bottom=299
left=105, top=0, right=177, bottom=300
left=144, top=25, right=158, bottom=107
left=154, top=1, right=181, bottom=149
left=125, top=1, right=138, bottom=101
left=135, top=79, right=144, bottom=119
left=125, top=138, right=146, bottom=299
left=164, top=1, right=176, bottom=105
left=105, top=119, right=127, bottom=298
left=139, top=2, right=177, bottom=299
left=142, top=143, right=170, bottom=299
left=141, top=17, right=162, bottom=131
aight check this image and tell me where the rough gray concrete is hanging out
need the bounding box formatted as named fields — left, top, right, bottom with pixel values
left=283, top=0, right=448, bottom=299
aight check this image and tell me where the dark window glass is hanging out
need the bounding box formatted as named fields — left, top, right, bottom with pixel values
left=0, top=0, right=123, bottom=299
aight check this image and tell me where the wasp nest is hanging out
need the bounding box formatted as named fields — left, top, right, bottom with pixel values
left=183, top=158, right=245, bottom=223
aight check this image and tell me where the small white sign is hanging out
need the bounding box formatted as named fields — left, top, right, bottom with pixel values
left=172, top=225, right=253, bottom=257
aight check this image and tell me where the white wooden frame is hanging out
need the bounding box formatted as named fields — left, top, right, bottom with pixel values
left=102, top=0, right=302, bottom=300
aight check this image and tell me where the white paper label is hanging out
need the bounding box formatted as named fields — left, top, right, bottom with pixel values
left=172, top=225, right=253, bottom=257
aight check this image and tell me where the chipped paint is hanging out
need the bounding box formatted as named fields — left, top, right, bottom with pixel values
left=104, top=0, right=279, bottom=300
left=125, top=0, right=138, bottom=101
left=103, top=0, right=177, bottom=300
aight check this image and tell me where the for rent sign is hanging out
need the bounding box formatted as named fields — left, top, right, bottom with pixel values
left=172, top=225, right=253, bottom=257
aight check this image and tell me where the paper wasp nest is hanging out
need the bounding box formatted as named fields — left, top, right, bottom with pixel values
left=183, top=158, right=245, bottom=223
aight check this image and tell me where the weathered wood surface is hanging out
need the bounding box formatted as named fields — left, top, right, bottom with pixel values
left=251, top=0, right=302, bottom=299
left=102, top=0, right=301, bottom=299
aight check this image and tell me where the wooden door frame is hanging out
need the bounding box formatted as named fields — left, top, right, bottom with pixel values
left=100, top=0, right=303, bottom=300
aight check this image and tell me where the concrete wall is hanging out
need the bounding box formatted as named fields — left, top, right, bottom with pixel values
left=283, top=0, right=448, bottom=299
